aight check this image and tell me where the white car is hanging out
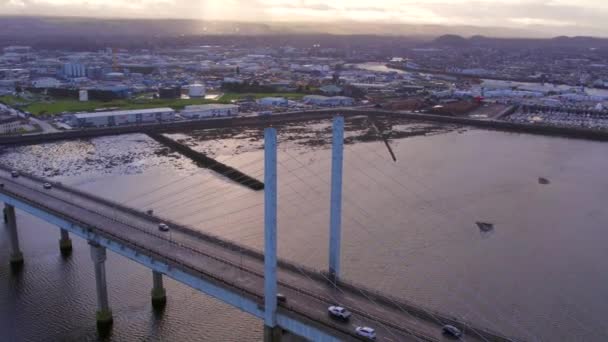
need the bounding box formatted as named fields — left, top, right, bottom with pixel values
left=355, top=326, right=376, bottom=340
left=43, top=183, right=52, bottom=189
left=158, top=223, right=170, bottom=232
left=328, top=306, right=351, bottom=320
left=442, top=324, right=462, bottom=338
left=11, top=170, right=19, bottom=178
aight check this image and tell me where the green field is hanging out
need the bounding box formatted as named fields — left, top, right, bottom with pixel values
left=0, top=95, right=25, bottom=107
left=0, top=92, right=307, bottom=116
left=0, top=95, right=226, bottom=116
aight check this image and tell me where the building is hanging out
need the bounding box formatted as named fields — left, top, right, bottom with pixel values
left=0, top=105, right=23, bottom=132
left=319, top=85, right=343, bottom=95
left=188, top=84, right=206, bottom=97
left=64, top=108, right=175, bottom=127
left=3, top=46, right=31, bottom=54
left=104, top=72, right=125, bottom=80
left=484, top=89, right=544, bottom=98
left=86, top=67, right=104, bottom=80
left=303, top=95, right=354, bottom=106
left=258, top=97, right=288, bottom=106
left=159, top=86, right=181, bottom=99
left=32, top=77, right=61, bottom=88
left=79, top=90, right=89, bottom=102
left=181, top=104, right=239, bottom=119
left=88, top=86, right=130, bottom=100
left=62, top=62, right=86, bottom=78
left=223, top=77, right=244, bottom=84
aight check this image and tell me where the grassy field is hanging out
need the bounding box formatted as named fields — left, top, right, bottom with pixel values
left=0, top=95, right=25, bottom=107
left=0, top=92, right=308, bottom=116
left=0, top=95, right=225, bottom=116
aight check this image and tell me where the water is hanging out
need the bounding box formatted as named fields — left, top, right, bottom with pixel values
left=1, top=124, right=608, bottom=341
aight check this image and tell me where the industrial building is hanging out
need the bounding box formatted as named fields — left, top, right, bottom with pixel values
left=319, top=84, right=343, bottom=95
left=159, top=86, right=182, bottom=99
left=258, top=97, right=288, bottom=106
left=188, top=84, right=206, bottom=97
left=303, top=95, right=354, bottom=106
left=64, top=108, right=175, bottom=128
left=62, top=62, right=86, bottom=78
left=32, top=77, right=61, bottom=88
left=180, top=104, right=239, bottom=119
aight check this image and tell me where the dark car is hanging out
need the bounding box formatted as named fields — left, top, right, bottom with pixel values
left=276, top=293, right=287, bottom=304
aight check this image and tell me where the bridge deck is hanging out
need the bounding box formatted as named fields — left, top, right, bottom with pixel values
left=0, top=170, right=508, bottom=342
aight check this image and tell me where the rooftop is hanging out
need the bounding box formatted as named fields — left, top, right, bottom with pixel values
left=183, top=104, right=239, bottom=111
left=71, top=107, right=174, bottom=119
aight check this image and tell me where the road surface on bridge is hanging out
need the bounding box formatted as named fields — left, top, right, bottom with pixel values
left=0, top=169, right=507, bottom=342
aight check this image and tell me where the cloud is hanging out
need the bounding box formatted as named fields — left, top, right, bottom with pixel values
left=344, top=6, right=388, bottom=12
left=0, top=0, right=605, bottom=36
left=419, top=0, right=607, bottom=30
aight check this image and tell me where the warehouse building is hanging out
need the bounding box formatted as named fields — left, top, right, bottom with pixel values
left=303, top=95, right=354, bottom=106
left=64, top=108, right=175, bottom=127
left=181, top=104, right=239, bottom=119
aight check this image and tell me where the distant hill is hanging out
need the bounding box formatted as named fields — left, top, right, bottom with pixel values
left=0, top=16, right=545, bottom=38
left=434, top=34, right=470, bottom=47
left=2, top=16, right=608, bottom=52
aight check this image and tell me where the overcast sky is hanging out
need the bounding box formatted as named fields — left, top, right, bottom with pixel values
left=1, top=0, right=606, bottom=36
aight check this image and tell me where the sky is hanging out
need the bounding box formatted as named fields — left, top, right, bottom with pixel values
left=1, top=0, right=606, bottom=36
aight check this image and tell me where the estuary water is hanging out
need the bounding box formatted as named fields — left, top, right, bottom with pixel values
left=1, top=122, right=608, bottom=341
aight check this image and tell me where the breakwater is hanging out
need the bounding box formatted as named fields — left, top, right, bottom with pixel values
left=147, top=133, right=264, bottom=191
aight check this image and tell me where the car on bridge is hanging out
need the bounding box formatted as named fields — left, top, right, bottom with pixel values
left=158, top=223, right=170, bottom=232
left=328, top=305, right=351, bottom=321
left=442, top=324, right=463, bottom=338
left=11, top=170, right=19, bottom=178
left=355, top=326, right=376, bottom=340
left=43, top=183, right=53, bottom=189
left=276, top=293, right=287, bottom=304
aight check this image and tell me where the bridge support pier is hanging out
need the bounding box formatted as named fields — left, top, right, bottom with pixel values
left=59, top=228, right=72, bottom=256
left=151, top=271, right=167, bottom=310
left=264, top=325, right=282, bottom=342
left=328, top=116, right=344, bottom=284
left=89, top=242, right=113, bottom=334
left=5, top=204, right=24, bottom=269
